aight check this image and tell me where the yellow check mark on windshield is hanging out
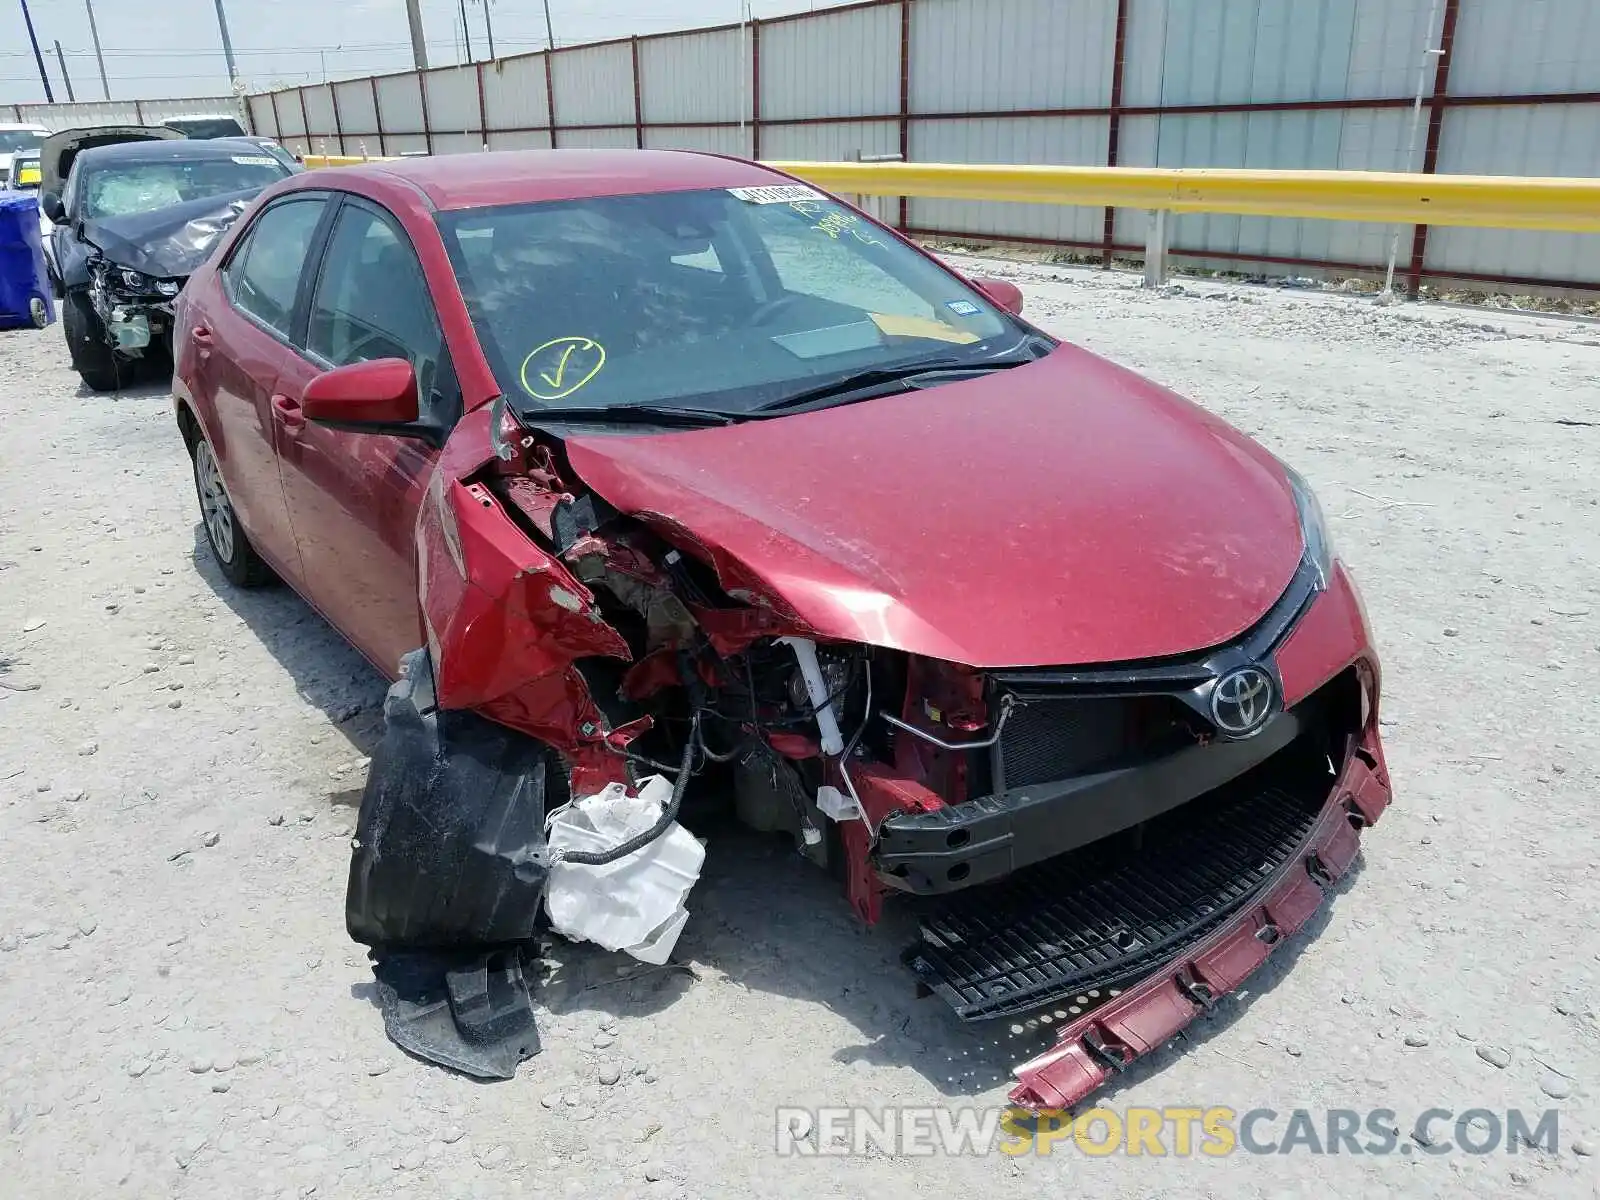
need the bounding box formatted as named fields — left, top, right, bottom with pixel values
left=520, top=336, right=607, bottom=401
left=541, top=343, right=578, bottom=391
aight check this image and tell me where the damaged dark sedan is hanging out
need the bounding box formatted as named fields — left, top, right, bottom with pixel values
left=41, top=127, right=297, bottom=391
left=170, top=150, right=1392, bottom=1104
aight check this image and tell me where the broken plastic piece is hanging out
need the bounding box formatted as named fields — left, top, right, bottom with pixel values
left=545, top=776, right=705, bottom=964
left=815, top=784, right=861, bottom=822
left=778, top=636, right=845, bottom=754
left=371, top=947, right=541, bottom=1080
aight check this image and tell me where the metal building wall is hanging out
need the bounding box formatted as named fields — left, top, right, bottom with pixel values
left=5, top=96, right=244, bottom=131
left=238, top=0, right=1600, bottom=293
left=482, top=56, right=552, bottom=150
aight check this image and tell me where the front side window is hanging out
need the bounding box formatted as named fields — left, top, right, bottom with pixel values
left=79, top=155, right=289, bottom=220
left=307, top=203, right=448, bottom=422
left=223, top=197, right=326, bottom=335
left=436, top=185, right=1023, bottom=416
left=308, top=205, right=440, bottom=369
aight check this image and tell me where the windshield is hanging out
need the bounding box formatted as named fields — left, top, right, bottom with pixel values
left=163, top=118, right=247, bottom=139
left=436, top=185, right=1024, bottom=416
left=80, top=155, right=287, bottom=219
left=0, top=130, right=45, bottom=155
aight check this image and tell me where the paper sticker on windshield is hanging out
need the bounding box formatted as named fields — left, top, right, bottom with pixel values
left=230, top=155, right=279, bottom=167
left=945, top=300, right=982, bottom=316
left=869, top=312, right=980, bottom=345
left=520, top=336, right=606, bottom=402
left=728, top=185, right=821, bottom=205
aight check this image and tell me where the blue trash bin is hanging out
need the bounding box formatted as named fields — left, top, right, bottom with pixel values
left=0, top=191, right=55, bottom=330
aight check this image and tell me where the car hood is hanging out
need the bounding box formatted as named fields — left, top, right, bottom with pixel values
left=559, top=344, right=1306, bottom=667
left=81, top=188, right=259, bottom=278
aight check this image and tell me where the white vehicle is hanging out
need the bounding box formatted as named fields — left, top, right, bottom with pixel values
left=0, top=122, right=50, bottom=188
left=157, top=114, right=247, bottom=139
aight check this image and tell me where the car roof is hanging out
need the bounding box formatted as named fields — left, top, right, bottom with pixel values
left=332, top=148, right=790, bottom=212
left=78, top=138, right=285, bottom=167
left=0, top=122, right=49, bottom=132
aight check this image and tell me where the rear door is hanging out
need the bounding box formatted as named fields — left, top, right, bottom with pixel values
left=273, top=196, right=457, bottom=676
left=193, top=193, right=332, bottom=581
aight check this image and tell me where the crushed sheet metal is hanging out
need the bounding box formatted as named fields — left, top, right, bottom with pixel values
left=81, top=191, right=254, bottom=279
left=1008, top=742, right=1391, bottom=1111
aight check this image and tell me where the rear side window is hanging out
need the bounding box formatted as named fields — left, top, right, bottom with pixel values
left=307, top=203, right=442, bottom=383
left=223, top=197, right=325, bottom=335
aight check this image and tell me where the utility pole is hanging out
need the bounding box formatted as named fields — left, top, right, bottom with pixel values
left=18, top=0, right=55, bottom=102
left=84, top=0, right=110, bottom=99
left=543, top=0, right=555, bottom=50
left=458, top=0, right=474, bottom=62
left=211, top=0, right=240, bottom=89
left=404, top=0, right=428, bottom=70
left=53, top=39, right=75, bottom=102
left=483, top=0, right=496, bottom=60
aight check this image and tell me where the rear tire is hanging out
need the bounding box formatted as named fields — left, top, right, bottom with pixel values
left=190, top=435, right=275, bottom=588
left=62, top=289, right=126, bottom=393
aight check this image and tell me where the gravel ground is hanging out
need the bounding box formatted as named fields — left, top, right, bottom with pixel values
left=2, top=261, right=1598, bottom=1199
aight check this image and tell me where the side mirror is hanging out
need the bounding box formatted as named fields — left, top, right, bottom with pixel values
left=969, top=276, right=1024, bottom=316
left=303, top=358, right=435, bottom=441
left=40, top=191, right=65, bottom=224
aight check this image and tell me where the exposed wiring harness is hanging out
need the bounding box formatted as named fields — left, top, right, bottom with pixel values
left=553, top=649, right=707, bottom=867
left=553, top=717, right=698, bottom=867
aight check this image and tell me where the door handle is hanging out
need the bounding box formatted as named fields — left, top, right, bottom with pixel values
left=271, top=393, right=305, bottom=432
left=191, top=325, right=213, bottom=344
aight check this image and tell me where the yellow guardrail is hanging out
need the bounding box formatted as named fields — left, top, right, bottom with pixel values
left=769, top=161, right=1600, bottom=234
left=300, top=154, right=379, bottom=169
left=294, top=152, right=1600, bottom=235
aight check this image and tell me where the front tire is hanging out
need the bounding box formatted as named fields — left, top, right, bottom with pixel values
left=62, top=288, right=126, bottom=393
left=191, top=436, right=274, bottom=588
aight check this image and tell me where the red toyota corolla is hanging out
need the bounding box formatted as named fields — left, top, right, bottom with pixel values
left=172, top=149, right=1390, bottom=1104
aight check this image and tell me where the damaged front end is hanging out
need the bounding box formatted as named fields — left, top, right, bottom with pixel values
left=76, top=192, right=253, bottom=358
left=346, top=399, right=1391, bottom=1099
left=85, top=255, right=181, bottom=355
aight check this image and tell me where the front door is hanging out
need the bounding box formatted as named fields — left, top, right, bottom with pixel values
left=274, top=197, right=457, bottom=677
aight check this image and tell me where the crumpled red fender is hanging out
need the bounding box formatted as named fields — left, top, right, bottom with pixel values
left=414, top=406, right=632, bottom=757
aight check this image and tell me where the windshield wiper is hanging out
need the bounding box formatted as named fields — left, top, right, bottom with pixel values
left=750, top=351, right=1038, bottom=417
left=521, top=403, right=736, bottom=428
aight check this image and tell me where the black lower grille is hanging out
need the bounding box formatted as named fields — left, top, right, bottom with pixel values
left=995, top=694, right=1190, bottom=791
left=903, top=745, right=1332, bottom=1021
left=997, top=697, right=1132, bottom=789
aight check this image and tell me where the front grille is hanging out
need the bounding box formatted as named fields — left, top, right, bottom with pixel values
left=903, top=744, right=1331, bottom=1021
left=995, top=694, right=1188, bottom=791
left=998, top=697, right=1130, bottom=789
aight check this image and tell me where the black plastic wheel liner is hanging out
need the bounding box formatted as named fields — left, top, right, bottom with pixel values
left=902, top=744, right=1332, bottom=1022
left=372, top=947, right=542, bottom=1081
left=347, top=647, right=556, bottom=951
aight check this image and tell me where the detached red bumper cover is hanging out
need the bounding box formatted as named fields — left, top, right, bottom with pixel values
left=1010, top=738, right=1389, bottom=1109
left=1009, top=564, right=1391, bottom=1110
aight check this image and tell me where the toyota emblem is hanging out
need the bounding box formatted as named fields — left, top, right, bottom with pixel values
left=1210, top=666, right=1276, bottom=737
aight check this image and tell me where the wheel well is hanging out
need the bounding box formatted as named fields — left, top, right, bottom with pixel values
left=174, top=401, right=201, bottom=455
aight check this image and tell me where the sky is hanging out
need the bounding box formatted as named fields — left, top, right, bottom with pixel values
left=1, top=0, right=851, bottom=106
